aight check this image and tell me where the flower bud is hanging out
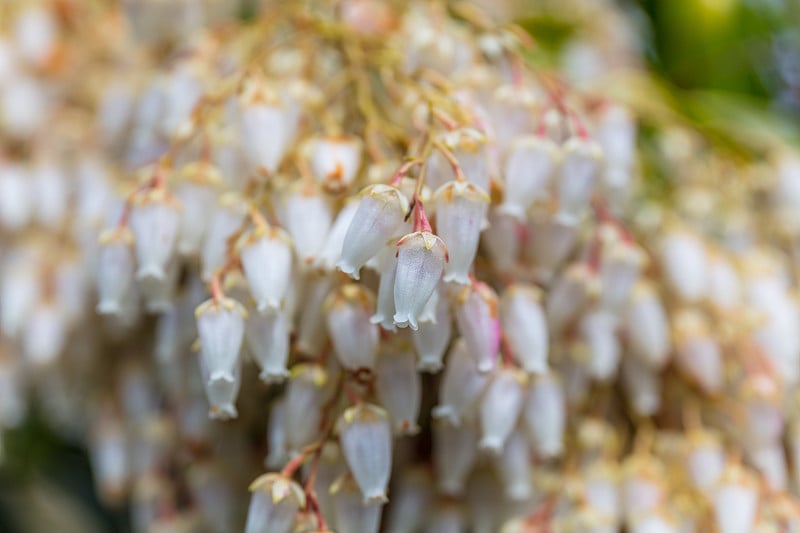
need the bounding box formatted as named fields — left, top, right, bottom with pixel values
left=546, top=262, right=598, bottom=336
left=433, top=418, right=479, bottom=496
left=285, top=364, right=328, bottom=452
left=307, top=135, right=363, bottom=192
left=434, top=180, right=489, bottom=284
left=239, top=81, right=291, bottom=175
left=498, top=136, right=559, bottom=219
left=413, top=291, right=452, bottom=372
left=338, top=403, right=393, bottom=505
left=673, top=309, right=722, bottom=395
left=493, top=429, right=532, bottom=500
left=201, top=192, right=248, bottom=281
left=432, top=338, right=490, bottom=426
left=325, top=284, right=379, bottom=371
left=747, top=442, right=786, bottom=492
left=480, top=208, right=520, bottom=273
left=375, top=344, right=421, bottom=435
left=454, top=282, right=500, bottom=373
left=195, top=297, right=247, bottom=418
left=658, top=228, right=707, bottom=303
left=338, top=184, right=409, bottom=279
left=245, top=473, right=306, bottom=533
left=624, top=283, right=670, bottom=369
left=280, top=183, right=333, bottom=266
left=712, top=463, right=758, bottom=533
left=174, top=162, right=221, bottom=256
left=479, top=368, right=527, bottom=454
left=317, top=198, right=360, bottom=271
left=555, top=137, right=602, bottom=224
left=129, top=188, right=181, bottom=282
left=96, top=227, right=136, bottom=316
left=599, top=233, right=645, bottom=311
left=330, top=473, right=383, bottom=533
left=246, top=308, right=291, bottom=383
left=522, top=372, right=566, bottom=459
left=580, top=307, right=620, bottom=381
left=524, top=209, right=579, bottom=283
left=238, top=225, right=294, bottom=313
left=393, top=231, right=448, bottom=330
left=500, top=284, right=548, bottom=374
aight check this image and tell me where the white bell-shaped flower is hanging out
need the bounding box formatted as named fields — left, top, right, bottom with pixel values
left=748, top=441, right=787, bottom=492
left=433, top=418, right=479, bottom=496
left=413, top=291, right=452, bottom=372
left=478, top=368, right=527, bottom=454
left=265, top=397, right=288, bottom=469
left=0, top=163, right=33, bottom=232
left=295, top=273, right=335, bottom=355
left=584, top=460, right=621, bottom=527
left=673, top=309, right=722, bottom=395
left=624, top=283, right=670, bottom=369
left=338, top=403, right=393, bottom=505
left=90, top=412, right=129, bottom=506
left=434, top=180, right=489, bottom=284
left=621, top=452, right=666, bottom=524
left=23, top=303, right=66, bottom=366
left=325, top=284, right=379, bottom=371
left=707, top=252, right=741, bottom=311
left=658, top=228, right=708, bottom=303
left=32, top=159, right=69, bottom=230
left=307, top=135, right=363, bottom=192
left=685, top=428, right=725, bottom=494
left=200, top=355, right=242, bottom=421
left=201, top=192, right=249, bottom=281
left=244, top=473, right=306, bottom=533
left=330, top=473, right=384, bottom=533
left=499, top=284, right=548, bottom=374
left=96, top=227, right=136, bottom=316
left=524, top=208, right=579, bottom=283
left=369, top=244, right=399, bottom=331
left=454, top=282, right=500, bottom=373
left=480, top=208, right=520, bottom=273
left=138, top=259, right=180, bottom=314
left=0, top=254, right=41, bottom=339
left=195, top=296, right=247, bottom=389
left=284, top=364, right=328, bottom=452
left=13, top=6, right=56, bottom=67
left=239, top=80, right=290, bottom=176
left=393, top=231, right=448, bottom=330
left=245, top=307, right=290, bottom=384
left=498, top=135, right=559, bottom=220
left=430, top=128, right=490, bottom=192
left=174, top=161, right=221, bottom=256
left=316, top=198, right=360, bottom=271
left=159, top=60, right=204, bottom=139
left=493, top=429, right=532, bottom=501
left=555, top=136, right=603, bottom=224
left=375, top=344, right=421, bottom=435
left=580, top=307, right=621, bottom=381
left=129, top=187, right=181, bottom=282
left=238, top=225, right=294, bottom=313
left=599, top=232, right=645, bottom=310
left=522, top=372, right=565, bottom=459
left=432, top=338, right=490, bottom=425
left=279, top=183, right=333, bottom=266
left=338, top=184, right=409, bottom=279
left=620, top=355, right=661, bottom=417
left=712, top=463, right=758, bottom=533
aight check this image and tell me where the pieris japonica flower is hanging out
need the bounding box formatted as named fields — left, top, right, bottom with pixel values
left=599, top=232, right=645, bottom=310
left=493, top=430, right=532, bottom=500
left=195, top=296, right=247, bottom=419
left=713, top=462, right=759, bottom=533
left=624, top=283, right=670, bottom=369
left=285, top=364, right=328, bottom=452
left=433, top=180, right=489, bottom=284
left=685, top=428, right=725, bottom=494
left=525, top=209, right=579, bottom=283
left=201, top=192, right=249, bottom=280
left=706, top=252, right=741, bottom=311
left=375, top=344, right=421, bottom=435
left=244, top=473, right=306, bottom=533
left=498, top=136, right=559, bottom=220
left=454, top=282, right=500, bottom=373
left=0, top=163, right=32, bottom=231
left=393, top=229, right=448, bottom=330
left=522, top=372, right=566, bottom=459
left=279, top=183, right=332, bottom=266
left=555, top=137, right=603, bottom=225
left=596, top=105, right=636, bottom=193
left=412, top=292, right=452, bottom=372
left=431, top=128, right=490, bottom=192
left=32, top=159, right=69, bottom=230
left=129, top=187, right=181, bottom=282
left=479, top=368, right=527, bottom=454
left=673, top=309, right=723, bottom=395
left=295, top=273, right=335, bottom=355
left=500, top=284, right=548, bottom=374
left=330, top=473, right=383, bottom=533
left=265, top=398, right=288, bottom=469
left=90, top=412, right=130, bottom=506
left=96, top=226, right=136, bottom=316
left=658, top=228, right=708, bottom=303
left=369, top=244, right=399, bottom=331
left=237, top=224, right=294, bottom=313
left=620, top=355, right=661, bottom=417
left=317, top=198, right=359, bottom=271
left=23, top=302, right=66, bottom=365
left=245, top=308, right=290, bottom=383
left=338, top=403, right=393, bottom=505
left=433, top=419, right=479, bottom=496
left=239, top=78, right=291, bottom=176
left=433, top=338, right=490, bottom=425
left=324, top=284, right=379, bottom=371
left=338, top=184, right=409, bottom=279
left=584, top=460, right=621, bottom=527
left=621, top=452, right=666, bottom=525
left=174, top=161, right=221, bottom=256
left=481, top=208, right=520, bottom=272
left=306, top=135, right=363, bottom=192
left=580, top=307, right=621, bottom=381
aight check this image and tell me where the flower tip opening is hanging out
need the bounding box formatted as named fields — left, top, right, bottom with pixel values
left=96, top=301, right=123, bottom=316
left=259, top=369, right=290, bottom=384
left=209, top=404, right=238, bottom=420
left=336, top=260, right=360, bottom=280
left=363, top=491, right=389, bottom=506
left=135, top=264, right=167, bottom=282
left=478, top=437, right=503, bottom=455
left=442, top=272, right=471, bottom=285
left=393, top=313, right=419, bottom=331
left=417, top=360, right=444, bottom=373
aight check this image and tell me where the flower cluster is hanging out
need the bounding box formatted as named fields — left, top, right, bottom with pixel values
left=1, top=1, right=800, bottom=532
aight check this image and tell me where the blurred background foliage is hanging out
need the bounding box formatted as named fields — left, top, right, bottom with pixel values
left=1, top=0, right=799, bottom=531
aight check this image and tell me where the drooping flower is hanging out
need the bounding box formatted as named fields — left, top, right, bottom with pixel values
left=237, top=224, right=294, bottom=313
left=325, top=284, right=379, bottom=371
left=393, top=230, right=448, bottom=331
left=338, top=403, right=393, bottom=505
left=244, top=473, right=306, bottom=533
left=129, top=187, right=181, bottom=282
left=433, top=180, right=489, bottom=284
